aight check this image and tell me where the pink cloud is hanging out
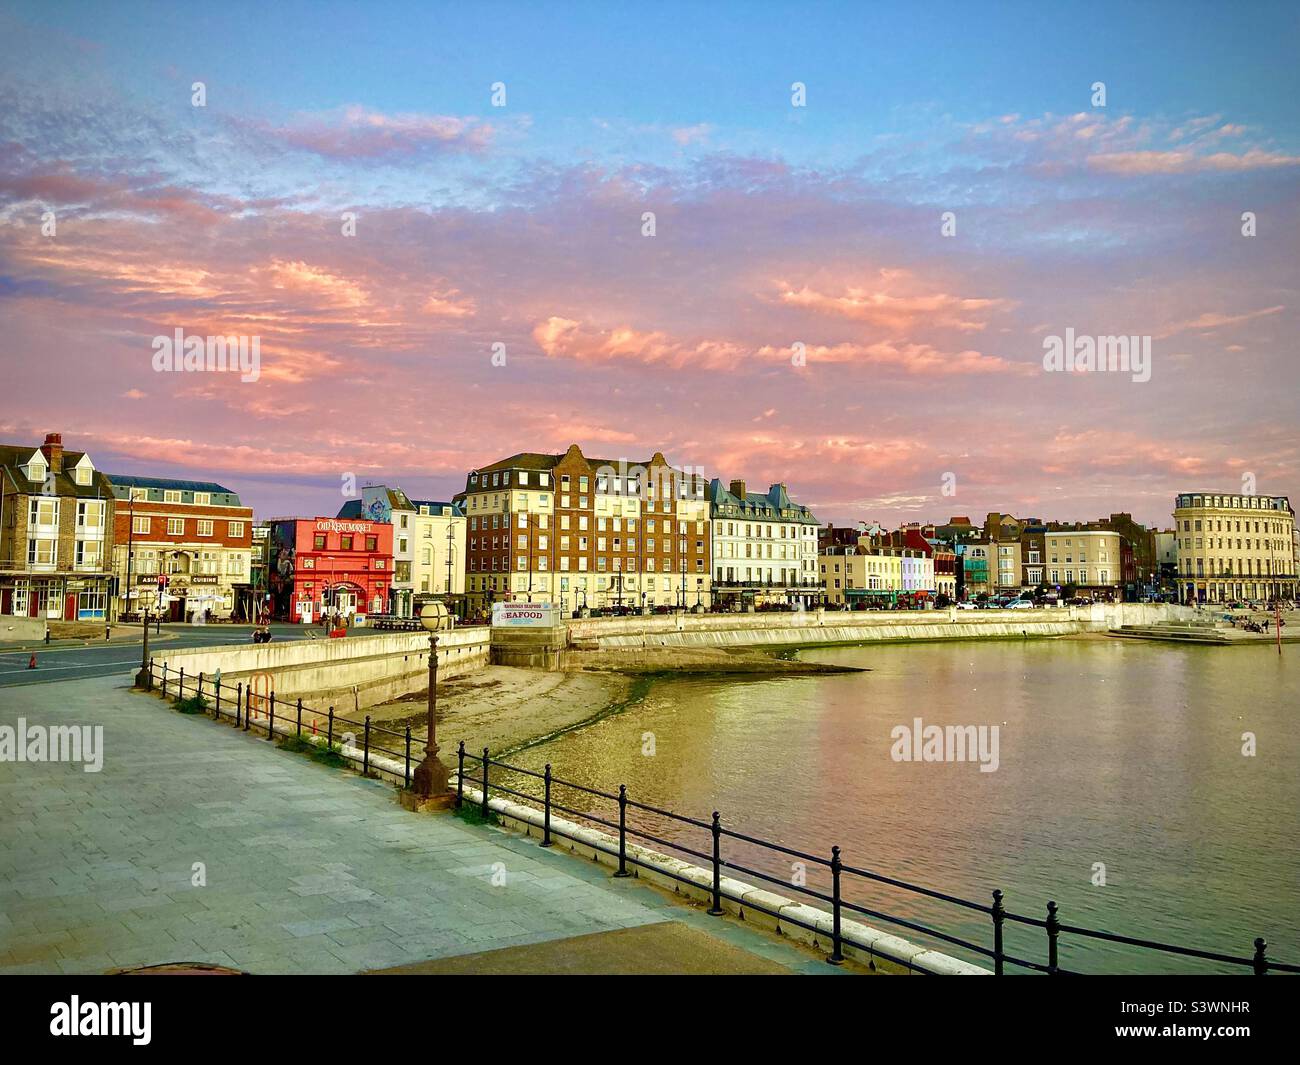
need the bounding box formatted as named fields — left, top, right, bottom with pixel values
left=251, top=105, right=492, bottom=159
left=1088, top=149, right=1300, bottom=174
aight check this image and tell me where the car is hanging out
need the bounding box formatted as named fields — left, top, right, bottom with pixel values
left=1006, top=599, right=1034, bottom=609
left=955, top=601, right=978, bottom=610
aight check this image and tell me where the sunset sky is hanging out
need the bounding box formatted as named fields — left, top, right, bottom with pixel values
left=2, top=0, right=1297, bottom=528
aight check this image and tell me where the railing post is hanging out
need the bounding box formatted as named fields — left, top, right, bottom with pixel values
left=244, top=685, right=251, bottom=730
left=1253, top=937, right=1268, bottom=975
left=404, top=726, right=411, bottom=789
left=235, top=682, right=242, bottom=727
left=456, top=741, right=465, bottom=808
left=161, top=663, right=167, bottom=698
left=481, top=748, right=490, bottom=818
left=214, top=677, right=221, bottom=719
left=268, top=691, right=276, bottom=740
left=540, top=764, right=553, bottom=847
left=991, top=889, right=1005, bottom=976
left=707, top=812, right=724, bottom=915
left=615, top=785, right=631, bottom=877
left=327, top=707, right=334, bottom=748
left=363, top=716, right=371, bottom=775
left=827, top=846, right=844, bottom=964
left=1046, top=900, right=1060, bottom=974
left=197, top=672, right=204, bottom=706
left=148, top=657, right=155, bottom=692
left=179, top=668, right=185, bottom=699
left=295, top=698, right=302, bottom=738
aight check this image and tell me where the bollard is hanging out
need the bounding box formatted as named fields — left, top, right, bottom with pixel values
left=235, top=682, right=242, bottom=727
left=179, top=668, right=185, bottom=699
left=214, top=677, right=221, bottom=719
left=614, top=785, right=631, bottom=877
left=1046, top=900, right=1060, bottom=974
left=707, top=812, right=724, bottom=915
left=481, top=748, right=489, bottom=818
left=827, top=846, right=844, bottom=964
left=244, top=685, right=251, bottom=731
left=327, top=707, right=334, bottom=748
left=295, top=698, right=302, bottom=738
left=161, top=664, right=168, bottom=698
left=105, top=623, right=111, bottom=642
left=198, top=673, right=204, bottom=707
left=541, top=764, right=553, bottom=847
left=456, top=741, right=465, bottom=808
left=991, top=889, right=1006, bottom=976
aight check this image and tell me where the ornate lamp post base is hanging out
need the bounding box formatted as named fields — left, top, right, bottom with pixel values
left=410, top=752, right=450, bottom=797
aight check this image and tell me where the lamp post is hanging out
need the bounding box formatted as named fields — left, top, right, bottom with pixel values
left=410, top=603, right=450, bottom=797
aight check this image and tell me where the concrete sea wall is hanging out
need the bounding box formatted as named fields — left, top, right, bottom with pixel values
left=565, top=602, right=1194, bottom=651
left=153, top=627, right=490, bottom=710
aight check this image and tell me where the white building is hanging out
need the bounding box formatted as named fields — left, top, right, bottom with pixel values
left=708, top=479, right=820, bottom=608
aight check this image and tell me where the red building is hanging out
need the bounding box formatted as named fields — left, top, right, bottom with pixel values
left=267, top=518, right=393, bottom=623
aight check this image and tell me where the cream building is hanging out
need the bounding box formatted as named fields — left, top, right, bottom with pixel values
left=709, top=479, right=820, bottom=609
left=1173, top=491, right=1297, bottom=604
left=1044, top=530, right=1123, bottom=600
left=819, top=546, right=911, bottom=606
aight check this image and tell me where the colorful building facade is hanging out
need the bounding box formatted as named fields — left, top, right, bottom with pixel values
left=267, top=518, right=393, bottom=623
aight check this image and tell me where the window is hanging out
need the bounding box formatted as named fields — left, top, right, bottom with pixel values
left=341, top=535, right=353, bottom=550
left=75, top=467, right=92, bottom=486
left=27, top=462, right=46, bottom=482
left=133, top=515, right=151, bottom=534
left=167, top=518, right=184, bottom=535
left=28, top=539, right=57, bottom=566
left=194, top=492, right=211, bottom=505
left=229, top=521, right=244, bottom=538
left=198, top=520, right=214, bottom=536
left=77, top=500, right=104, bottom=528
left=366, top=536, right=378, bottom=552
left=29, top=498, right=59, bottom=526
left=314, top=534, right=326, bottom=549
left=164, top=490, right=182, bottom=503
left=75, top=540, right=102, bottom=568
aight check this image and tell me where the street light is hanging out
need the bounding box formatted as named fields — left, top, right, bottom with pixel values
left=410, top=602, right=450, bottom=798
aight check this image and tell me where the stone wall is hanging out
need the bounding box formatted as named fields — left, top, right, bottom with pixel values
left=153, top=627, right=490, bottom=709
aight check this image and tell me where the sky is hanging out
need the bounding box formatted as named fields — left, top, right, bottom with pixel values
left=1, top=0, right=1297, bottom=527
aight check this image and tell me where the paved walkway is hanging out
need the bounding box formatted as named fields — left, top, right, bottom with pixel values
left=0, top=676, right=850, bottom=975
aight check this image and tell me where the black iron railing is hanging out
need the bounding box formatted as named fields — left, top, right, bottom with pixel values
left=146, top=658, right=1298, bottom=976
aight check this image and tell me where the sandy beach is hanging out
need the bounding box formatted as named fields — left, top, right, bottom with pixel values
left=363, top=665, right=636, bottom=757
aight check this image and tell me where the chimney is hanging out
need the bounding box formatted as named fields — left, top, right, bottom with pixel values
left=728, top=479, right=746, bottom=499
left=41, top=432, right=64, bottom=474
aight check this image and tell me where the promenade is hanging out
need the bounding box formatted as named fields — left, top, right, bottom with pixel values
left=0, top=675, right=854, bottom=975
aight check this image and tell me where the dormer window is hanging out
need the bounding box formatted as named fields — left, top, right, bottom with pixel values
left=75, top=467, right=92, bottom=486
left=28, top=462, right=46, bottom=483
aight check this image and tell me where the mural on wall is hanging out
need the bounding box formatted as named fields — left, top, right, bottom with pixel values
left=361, top=486, right=392, bottom=525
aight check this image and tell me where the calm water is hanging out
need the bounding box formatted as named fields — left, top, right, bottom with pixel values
left=498, top=639, right=1299, bottom=974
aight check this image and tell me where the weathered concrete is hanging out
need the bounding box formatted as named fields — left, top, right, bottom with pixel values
left=152, top=627, right=489, bottom=710
left=566, top=602, right=1193, bottom=651
left=0, top=675, right=861, bottom=976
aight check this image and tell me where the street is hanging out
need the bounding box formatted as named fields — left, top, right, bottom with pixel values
left=0, top=623, right=335, bottom=689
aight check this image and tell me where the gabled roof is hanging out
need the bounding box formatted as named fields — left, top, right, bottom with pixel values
left=0, top=443, right=114, bottom=500
left=707, top=478, right=818, bottom=524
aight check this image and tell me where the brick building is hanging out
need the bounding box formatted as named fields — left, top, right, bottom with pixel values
left=0, top=433, right=115, bottom=621
left=463, top=444, right=710, bottom=616
left=107, top=475, right=253, bottom=620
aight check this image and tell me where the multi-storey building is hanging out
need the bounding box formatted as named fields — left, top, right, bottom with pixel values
left=267, top=517, right=394, bottom=622
left=463, top=445, right=710, bottom=616
left=340, top=486, right=466, bottom=616
left=107, top=475, right=253, bottom=621
left=0, top=433, right=115, bottom=621
left=1042, top=528, right=1125, bottom=601
left=819, top=545, right=917, bottom=607
left=1019, top=526, right=1047, bottom=592
left=708, top=479, right=819, bottom=609
left=1172, top=491, right=1297, bottom=604
left=959, top=541, right=992, bottom=599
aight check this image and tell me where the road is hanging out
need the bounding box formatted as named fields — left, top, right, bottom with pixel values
left=0, top=623, right=336, bottom=689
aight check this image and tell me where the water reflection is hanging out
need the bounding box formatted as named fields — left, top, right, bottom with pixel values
left=494, top=639, right=1299, bottom=974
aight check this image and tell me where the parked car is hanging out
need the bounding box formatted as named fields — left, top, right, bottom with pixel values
left=1006, top=599, right=1034, bottom=610
left=955, top=601, right=978, bottom=610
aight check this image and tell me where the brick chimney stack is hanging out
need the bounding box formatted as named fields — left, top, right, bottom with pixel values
left=41, top=432, right=64, bottom=474
left=728, top=479, right=746, bottom=499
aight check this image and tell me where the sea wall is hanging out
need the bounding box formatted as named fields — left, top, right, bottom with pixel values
left=152, top=627, right=490, bottom=710
left=564, top=602, right=1194, bottom=650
